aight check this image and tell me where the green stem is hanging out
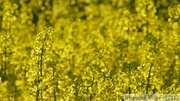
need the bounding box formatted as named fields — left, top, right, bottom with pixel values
left=36, top=73, right=39, bottom=101
left=3, top=48, right=7, bottom=82
left=128, top=64, right=131, bottom=96
left=146, top=63, right=153, bottom=94
left=53, top=65, right=56, bottom=101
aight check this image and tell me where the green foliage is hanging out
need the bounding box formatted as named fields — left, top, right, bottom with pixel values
left=0, top=0, right=180, bottom=101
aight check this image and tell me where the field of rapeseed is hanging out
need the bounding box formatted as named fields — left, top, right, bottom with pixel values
left=0, top=0, right=180, bottom=100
